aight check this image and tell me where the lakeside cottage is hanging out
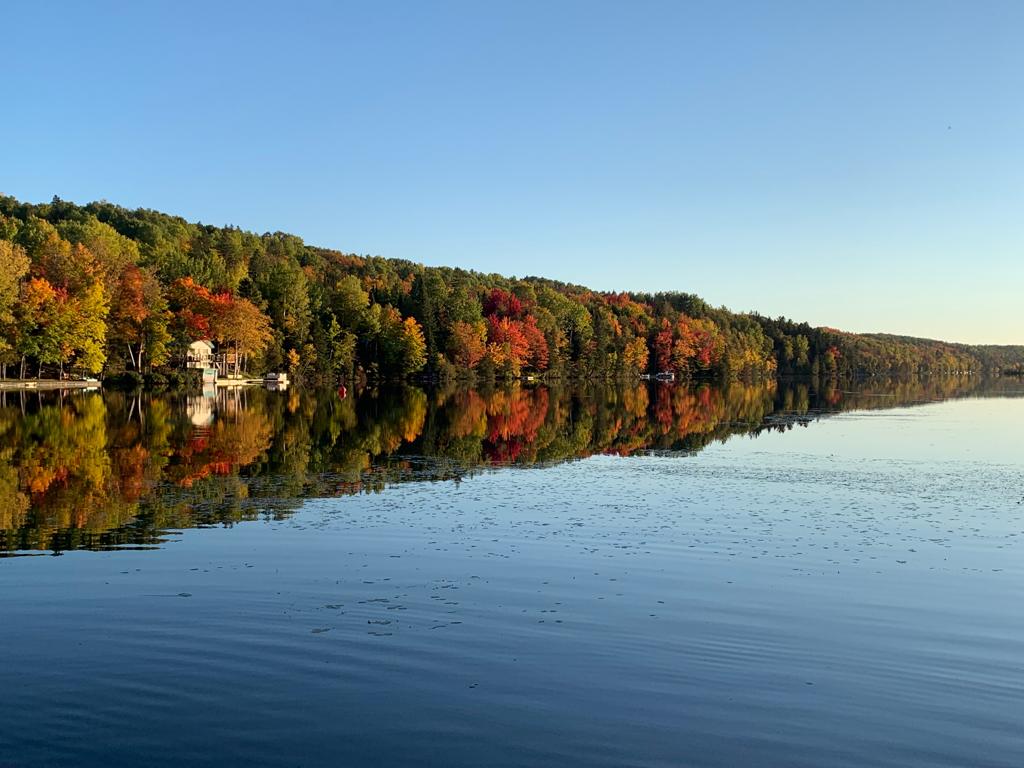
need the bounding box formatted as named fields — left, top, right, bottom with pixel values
left=184, top=340, right=239, bottom=378
left=185, top=340, right=215, bottom=370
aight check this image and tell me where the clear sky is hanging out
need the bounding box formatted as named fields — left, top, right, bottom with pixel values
left=3, top=1, right=1021, bottom=344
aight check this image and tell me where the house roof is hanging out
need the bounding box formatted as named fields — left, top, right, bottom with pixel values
left=189, top=339, right=215, bottom=350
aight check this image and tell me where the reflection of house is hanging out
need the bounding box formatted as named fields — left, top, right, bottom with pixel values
left=186, top=340, right=215, bottom=369
left=186, top=393, right=215, bottom=427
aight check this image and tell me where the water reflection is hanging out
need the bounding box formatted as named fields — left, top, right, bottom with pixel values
left=0, top=376, right=1019, bottom=555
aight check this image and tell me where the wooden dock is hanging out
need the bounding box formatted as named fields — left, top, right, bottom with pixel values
left=0, top=379, right=101, bottom=391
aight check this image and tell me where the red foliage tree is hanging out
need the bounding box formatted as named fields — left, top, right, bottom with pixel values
left=169, top=277, right=216, bottom=340
left=653, top=319, right=673, bottom=372
left=483, top=288, right=523, bottom=320
left=521, top=315, right=549, bottom=371
left=486, top=315, right=530, bottom=372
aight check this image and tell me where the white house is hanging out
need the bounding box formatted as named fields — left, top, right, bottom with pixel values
left=185, top=340, right=215, bottom=370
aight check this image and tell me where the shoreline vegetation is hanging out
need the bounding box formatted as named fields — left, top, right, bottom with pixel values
left=1, top=194, right=1022, bottom=391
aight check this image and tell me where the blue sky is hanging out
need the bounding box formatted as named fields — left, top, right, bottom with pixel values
left=3, top=1, right=1021, bottom=344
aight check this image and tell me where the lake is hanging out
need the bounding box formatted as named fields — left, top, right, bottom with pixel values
left=1, top=377, right=1022, bottom=766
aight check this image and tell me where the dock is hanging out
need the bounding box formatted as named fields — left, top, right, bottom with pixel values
left=0, top=380, right=101, bottom=392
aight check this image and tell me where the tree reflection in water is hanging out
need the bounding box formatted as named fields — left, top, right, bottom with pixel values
left=0, top=376, right=1017, bottom=554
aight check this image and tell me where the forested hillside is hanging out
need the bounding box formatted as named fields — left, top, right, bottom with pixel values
left=0, top=195, right=1021, bottom=383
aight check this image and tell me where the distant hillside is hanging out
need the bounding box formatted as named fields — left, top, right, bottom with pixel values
left=1, top=194, right=1021, bottom=383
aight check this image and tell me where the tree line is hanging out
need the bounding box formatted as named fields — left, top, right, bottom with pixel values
left=1, top=194, right=1020, bottom=383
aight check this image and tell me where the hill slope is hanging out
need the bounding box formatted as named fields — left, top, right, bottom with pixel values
left=1, top=194, right=1021, bottom=381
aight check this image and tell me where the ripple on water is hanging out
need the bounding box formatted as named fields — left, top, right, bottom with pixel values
left=2, top=400, right=1024, bottom=767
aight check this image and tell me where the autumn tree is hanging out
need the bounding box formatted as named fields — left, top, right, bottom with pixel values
left=448, top=320, right=487, bottom=369
left=483, top=288, right=524, bottom=320
left=0, top=241, right=31, bottom=375
left=17, top=278, right=69, bottom=376
left=57, top=216, right=140, bottom=295
left=71, top=281, right=109, bottom=374
left=377, top=306, right=427, bottom=376
left=168, top=277, right=217, bottom=345
left=486, top=316, right=530, bottom=377
left=521, top=315, right=549, bottom=371
left=653, top=319, right=673, bottom=372
left=109, top=265, right=171, bottom=371
left=401, top=317, right=427, bottom=375
left=213, top=296, right=274, bottom=376
left=623, top=336, right=649, bottom=373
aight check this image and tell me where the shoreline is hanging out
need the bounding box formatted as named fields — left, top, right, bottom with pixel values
left=0, top=377, right=270, bottom=393
left=0, top=370, right=1014, bottom=395
left=0, top=379, right=100, bottom=392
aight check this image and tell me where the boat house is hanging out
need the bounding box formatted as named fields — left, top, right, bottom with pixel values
left=185, top=340, right=216, bottom=370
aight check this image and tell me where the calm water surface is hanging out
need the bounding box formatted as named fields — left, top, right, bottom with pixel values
left=1, top=379, right=1022, bottom=766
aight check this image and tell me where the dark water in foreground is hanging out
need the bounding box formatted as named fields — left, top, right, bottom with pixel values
left=1, top=378, right=1023, bottom=766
